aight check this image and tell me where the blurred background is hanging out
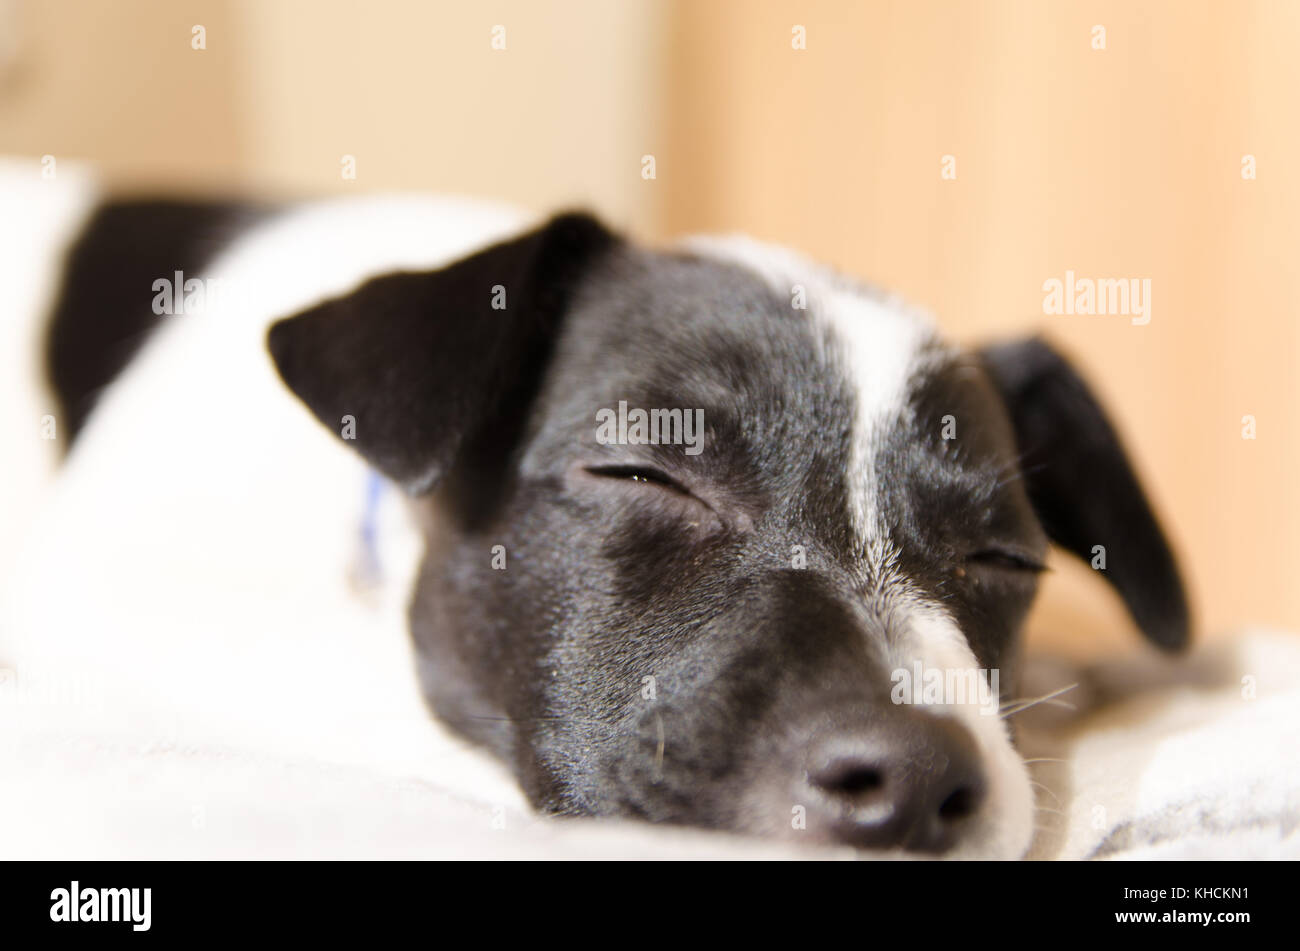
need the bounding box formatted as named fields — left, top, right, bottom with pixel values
left=1, top=0, right=1296, bottom=657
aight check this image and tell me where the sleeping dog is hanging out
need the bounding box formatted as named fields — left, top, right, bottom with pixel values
left=39, top=193, right=1188, bottom=858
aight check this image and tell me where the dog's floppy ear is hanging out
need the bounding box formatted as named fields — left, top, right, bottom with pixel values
left=979, top=337, right=1190, bottom=651
left=267, top=212, right=617, bottom=494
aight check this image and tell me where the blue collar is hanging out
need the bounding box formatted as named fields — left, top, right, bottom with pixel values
left=357, top=470, right=387, bottom=583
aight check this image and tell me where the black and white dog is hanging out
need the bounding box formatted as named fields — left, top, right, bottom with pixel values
left=27, top=190, right=1188, bottom=858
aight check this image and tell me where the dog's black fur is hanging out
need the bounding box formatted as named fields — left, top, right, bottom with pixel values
left=266, top=213, right=1189, bottom=848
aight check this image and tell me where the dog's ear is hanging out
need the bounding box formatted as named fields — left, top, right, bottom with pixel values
left=267, top=212, right=617, bottom=494
left=978, top=337, right=1190, bottom=651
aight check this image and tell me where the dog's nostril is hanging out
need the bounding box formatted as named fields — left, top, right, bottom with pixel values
left=835, top=767, right=883, bottom=795
left=817, top=764, right=884, bottom=797
left=809, top=758, right=888, bottom=800
left=938, top=784, right=980, bottom=821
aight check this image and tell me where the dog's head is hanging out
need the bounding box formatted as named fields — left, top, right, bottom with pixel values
left=268, top=213, right=1188, bottom=857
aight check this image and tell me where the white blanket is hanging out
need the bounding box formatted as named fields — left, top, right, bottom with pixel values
left=1018, top=631, right=1300, bottom=859
left=3, top=623, right=1297, bottom=860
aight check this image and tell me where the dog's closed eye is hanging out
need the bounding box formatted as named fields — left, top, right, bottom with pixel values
left=964, top=548, right=1046, bottom=573
left=583, top=464, right=687, bottom=493
left=581, top=464, right=702, bottom=501
left=579, top=464, right=721, bottom=522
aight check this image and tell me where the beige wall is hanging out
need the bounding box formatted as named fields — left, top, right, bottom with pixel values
left=230, top=0, right=666, bottom=228
left=2, top=0, right=1295, bottom=654
left=0, top=0, right=666, bottom=223
left=0, top=0, right=248, bottom=188
left=659, top=0, right=1300, bottom=655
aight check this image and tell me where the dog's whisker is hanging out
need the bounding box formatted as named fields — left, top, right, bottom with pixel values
left=1004, top=698, right=1077, bottom=716
left=999, top=683, right=1080, bottom=718
left=999, top=684, right=1078, bottom=708
left=1028, top=780, right=1062, bottom=806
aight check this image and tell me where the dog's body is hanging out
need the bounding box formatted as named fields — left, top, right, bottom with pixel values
left=6, top=176, right=1188, bottom=858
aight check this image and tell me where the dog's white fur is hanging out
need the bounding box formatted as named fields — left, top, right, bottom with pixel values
left=2, top=176, right=532, bottom=802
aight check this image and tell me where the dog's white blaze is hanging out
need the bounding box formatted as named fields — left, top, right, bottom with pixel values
left=688, top=234, right=1034, bottom=858
left=815, top=287, right=938, bottom=555
left=892, top=607, right=1035, bottom=859
left=682, top=234, right=938, bottom=556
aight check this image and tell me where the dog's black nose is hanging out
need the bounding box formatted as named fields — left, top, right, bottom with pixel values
left=803, top=713, right=986, bottom=853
